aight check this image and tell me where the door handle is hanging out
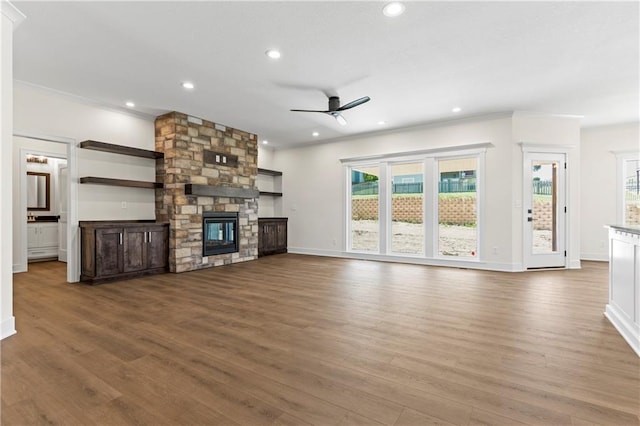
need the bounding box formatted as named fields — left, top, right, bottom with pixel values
left=119, top=233, right=123, bottom=245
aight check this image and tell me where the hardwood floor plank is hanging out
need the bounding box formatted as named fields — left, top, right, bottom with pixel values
left=394, top=408, right=456, bottom=425
left=468, top=407, right=529, bottom=426
left=2, top=257, right=638, bottom=426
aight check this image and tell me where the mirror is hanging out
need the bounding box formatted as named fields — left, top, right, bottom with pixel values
left=27, top=172, right=50, bottom=211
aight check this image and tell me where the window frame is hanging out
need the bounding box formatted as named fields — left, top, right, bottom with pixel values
left=343, top=143, right=489, bottom=262
left=434, top=154, right=482, bottom=260
left=616, top=151, right=640, bottom=226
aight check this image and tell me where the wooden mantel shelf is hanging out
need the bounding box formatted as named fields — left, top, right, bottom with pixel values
left=80, top=140, right=164, bottom=159
left=80, top=177, right=163, bottom=189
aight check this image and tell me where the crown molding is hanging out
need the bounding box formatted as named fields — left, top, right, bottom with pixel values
left=0, top=1, right=26, bottom=27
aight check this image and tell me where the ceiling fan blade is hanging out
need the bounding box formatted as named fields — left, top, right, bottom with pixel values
left=290, top=109, right=329, bottom=113
left=336, top=96, right=371, bottom=111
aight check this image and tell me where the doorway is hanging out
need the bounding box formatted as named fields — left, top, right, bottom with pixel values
left=523, top=152, right=567, bottom=269
left=15, top=133, right=79, bottom=282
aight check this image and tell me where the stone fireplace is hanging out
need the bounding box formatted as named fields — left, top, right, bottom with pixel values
left=154, top=111, right=258, bottom=273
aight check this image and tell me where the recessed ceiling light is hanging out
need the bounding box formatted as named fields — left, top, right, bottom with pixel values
left=262, top=140, right=269, bottom=145
left=265, top=49, right=281, bottom=59
left=383, top=2, right=405, bottom=17
left=181, top=81, right=195, bottom=90
left=125, top=101, right=135, bottom=108
left=377, top=120, right=386, bottom=125
left=452, top=107, right=462, bottom=113
left=312, top=132, right=319, bottom=137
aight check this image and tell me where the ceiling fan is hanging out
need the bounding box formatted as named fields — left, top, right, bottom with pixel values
left=291, top=95, right=371, bottom=125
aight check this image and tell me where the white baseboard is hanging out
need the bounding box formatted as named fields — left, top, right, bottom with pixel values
left=605, top=304, right=640, bottom=357
left=581, top=252, right=609, bottom=262
left=1, top=316, right=16, bottom=340
left=288, top=247, right=522, bottom=272
left=13, top=262, right=27, bottom=273
left=569, top=259, right=581, bottom=269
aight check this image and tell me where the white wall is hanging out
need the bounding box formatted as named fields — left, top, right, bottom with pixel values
left=581, top=122, right=640, bottom=260
left=273, top=114, right=519, bottom=270
left=14, top=83, right=156, bottom=221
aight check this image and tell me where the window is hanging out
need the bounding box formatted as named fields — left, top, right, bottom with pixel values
left=391, top=162, right=424, bottom=255
left=350, top=165, right=379, bottom=252
left=619, top=154, right=640, bottom=226
left=344, top=144, right=487, bottom=263
left=438, top=157, right=478, bottom=257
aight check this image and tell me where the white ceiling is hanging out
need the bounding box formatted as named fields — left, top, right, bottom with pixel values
left=12, top=1, right=639, bottom=149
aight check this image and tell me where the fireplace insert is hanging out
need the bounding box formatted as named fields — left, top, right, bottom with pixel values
left=202, top=212, right=238, bottom=256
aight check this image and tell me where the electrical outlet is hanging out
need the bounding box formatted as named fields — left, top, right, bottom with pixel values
left=121, top=201, right=127, bottom=209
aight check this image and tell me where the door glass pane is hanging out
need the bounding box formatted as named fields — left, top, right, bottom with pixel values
left=391, top=162, right=424, bottom=255
left=351, top=166, right=379, bottom=252
left=438, top=158, right=477, bottom=257
left=531, top=161, right=558, bottom=254
left=624, top=159, right=640, bottom=225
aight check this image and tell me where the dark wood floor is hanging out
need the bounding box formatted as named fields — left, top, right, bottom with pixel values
left=1, top=255, right=638, bottom=425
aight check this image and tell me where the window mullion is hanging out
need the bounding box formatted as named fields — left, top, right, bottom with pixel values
left=424, top=157, right=435, bottom=258
left=379, top=162, right=389, bottom=254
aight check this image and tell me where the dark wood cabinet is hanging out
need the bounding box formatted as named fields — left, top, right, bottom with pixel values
left=81, top=221, right=168, bottom=284
left=258, top=217, right=287, bottom=257
left=95, top=228, right=123, bottom=277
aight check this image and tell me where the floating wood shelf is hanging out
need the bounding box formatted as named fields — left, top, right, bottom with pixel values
left=80, top=140, right=164, bottom=159
left=259, top=191, right=283, bottom=197
left=80, top=177, right=163, bottom=189
left=257, top=168, right=282, bottom=176
left=185, top=184, right=260, bottom=199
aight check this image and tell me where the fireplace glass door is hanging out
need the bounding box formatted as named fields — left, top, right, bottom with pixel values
left=203, top=213, right=238, bottom=256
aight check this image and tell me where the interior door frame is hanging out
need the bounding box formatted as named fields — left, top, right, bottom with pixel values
left=16, top=132, right=79, bottom=283
left=57, top=163, right=68, bottom=262
left=522, top=146, right=569, bottom=269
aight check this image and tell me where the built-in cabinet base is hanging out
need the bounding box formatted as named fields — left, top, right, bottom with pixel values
left=80, top=221, right=169, bottom=284
left=258, top=218, right=287, bottom=257
left=606, top=226, right=640, bottom=357
left=27, top=222, right=59, bottom=260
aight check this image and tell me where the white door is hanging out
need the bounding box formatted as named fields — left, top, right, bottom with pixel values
left=58, top=165, right=68, bottom=262
left=524, top=152, right=567, bottom=269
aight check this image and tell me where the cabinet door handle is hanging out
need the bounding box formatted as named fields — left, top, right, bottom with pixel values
left=148, top=231, right=151, bottom=243
left=119, top=233, right=123, bottom=245
left=144, top=231, right=147, bottom=243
